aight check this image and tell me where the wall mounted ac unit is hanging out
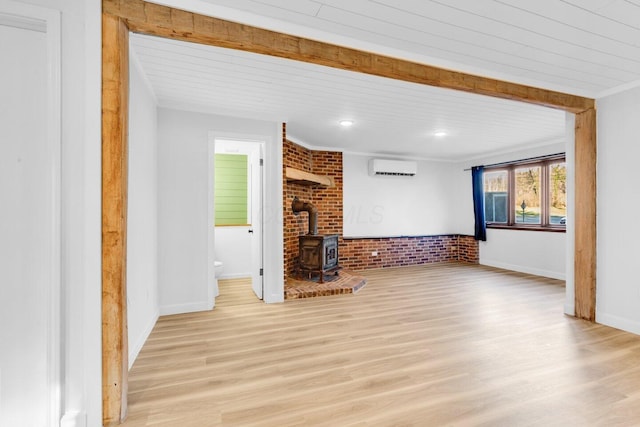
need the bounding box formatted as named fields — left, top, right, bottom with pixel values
left=368, top=158, right=418, bottom=176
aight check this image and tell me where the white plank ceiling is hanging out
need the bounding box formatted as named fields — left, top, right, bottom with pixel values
left=134, top=0, right=640, bottom=160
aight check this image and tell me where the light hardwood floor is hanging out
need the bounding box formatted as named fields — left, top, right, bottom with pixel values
left=213, top=277, right=261, bottom=307
left=122, top=263, right=640, bottom=426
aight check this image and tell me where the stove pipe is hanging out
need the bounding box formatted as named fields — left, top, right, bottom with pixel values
left=291, top=197, right=318, bottom=235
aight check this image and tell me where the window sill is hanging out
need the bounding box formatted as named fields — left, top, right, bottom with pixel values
left=486, top=224, right=566, bottom=233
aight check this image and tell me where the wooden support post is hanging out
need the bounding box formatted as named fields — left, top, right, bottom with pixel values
left=574, top=108, right=597, bottom=320
left=102, top=12, right=129, bottom=426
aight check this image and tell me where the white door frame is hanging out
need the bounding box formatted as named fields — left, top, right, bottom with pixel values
left=208, top=132, right=268, bottom=303
left=0, top=1, right=61, bottom=425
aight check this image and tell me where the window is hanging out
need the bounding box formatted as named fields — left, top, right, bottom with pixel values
left=514, top=165, right=541, bottom=224
left=549, top=162, right=567, bottom=225
left=214, top=153, right=249, bottom=226
left=484, top=170, right=508, bottom=223
left=483, top=155, right=566, bottom=230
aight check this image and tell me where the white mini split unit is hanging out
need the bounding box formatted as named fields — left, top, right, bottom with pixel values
left=368, top=158, right=418, bottom=177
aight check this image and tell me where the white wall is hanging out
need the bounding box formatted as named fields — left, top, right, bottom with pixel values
left=9, top=1, right=104, bottom=425
left=4, top=0, right=102, bottom=426
left=452, top=142, right=568, bottom=280
left=343, top=154, right=459, bottom=237
left=1, top=17, right=52, bottom=426
left=343, top=148, right=567, bottom=280
left=596, top=85, right=640, bottom=335
left=479, top=229, right=566, bottom=279
left=158, top=108, right=282, bottom=314
left=214, top=227, right=252, bottom=278
left=61, top=1, right=102, bottom=424
left=127, top=52, right=159, bottom=368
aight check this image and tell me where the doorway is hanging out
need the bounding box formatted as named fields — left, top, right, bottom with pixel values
left=209, top=136, right=265, bottom=303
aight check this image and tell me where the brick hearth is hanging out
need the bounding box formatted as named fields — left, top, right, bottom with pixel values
left=285, top=270, right=367, bottom=299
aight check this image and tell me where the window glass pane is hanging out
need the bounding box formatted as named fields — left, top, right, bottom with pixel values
left=514, top=166, right=541, bottom=224
left=214, top=153, right=248, bottom=226
left=484, top=170, right=508, bottom=223
left=549, top=162, right=567, bottom=225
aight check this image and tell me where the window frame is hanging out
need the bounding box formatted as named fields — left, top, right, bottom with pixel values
left=484, top=155, right=566, bottom=232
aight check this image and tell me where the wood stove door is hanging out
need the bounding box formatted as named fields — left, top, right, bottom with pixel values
left=300, top=238, right=322, bottom=270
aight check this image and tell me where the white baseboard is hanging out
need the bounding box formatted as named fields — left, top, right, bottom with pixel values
left=265, top=292, right=284, bottom=304
left=219, top=272, right=251, bottom=280
left=596, top=312, right=640, bottom=335
left=564, top=302, right=575, bottom=316
left=160, top=300, right=214, bottom=316
left=480, top=260, right=565, bottom=280
left=129, top=309, right=159, bottom=369
left=60, top=411, right=86, bottom=427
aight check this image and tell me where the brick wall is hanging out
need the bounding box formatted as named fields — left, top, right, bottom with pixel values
left=341, top=235, right=478, bottom=271
left=283, top=127, right=313, bottom=279
left=458, top=235, right=479, bottom=264
left=282, top=127, right=478, bottom=280
left=311, top=151, right=343, bottom=236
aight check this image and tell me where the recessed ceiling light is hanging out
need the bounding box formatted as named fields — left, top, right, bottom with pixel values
left=434, top=130, right=448, bottom=137
left=339, top=120, right=354, bottom=127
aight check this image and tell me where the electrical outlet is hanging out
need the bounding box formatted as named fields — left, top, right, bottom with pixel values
left=371, top=251, right=378, bottom=256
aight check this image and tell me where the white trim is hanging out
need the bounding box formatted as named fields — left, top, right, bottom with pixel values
left=218, top=273, right=252, bottom=280
left=264, top=123, right=285, bottom=303
left=128, top=309, right=159, bottom=370
left=46, top=7, right=62, bottom=425
left=564, top=302, right=575, bottom=317
left=130, top=45, right=159, bottom=105
left=209, top=131, right=275, bottom=302
left=480, top=260, right=565, bottom=281
left=160, top=301, right=214, bottom=316
left=458, top=138, right=567, bottom=164
left=564, top=113, right=576, bottom=317
left=284, top=134, right=341, bottom=153
left=288, top=132, right=566, bottom=164
left=82, top=0, right=103, bottom=425
left=596, top=312, right=640, bottom=336
left=60, top=411, right=87, bottom=427
left=207, top=136, right=217, bottom=306
left=0, top=12, right=46, bottom=32
left=596, top=79, right=640, bottom=99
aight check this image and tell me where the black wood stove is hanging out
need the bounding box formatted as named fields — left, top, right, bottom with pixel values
left=292, top=197, right=340, bottom=283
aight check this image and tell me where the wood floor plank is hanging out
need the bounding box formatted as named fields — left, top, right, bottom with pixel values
left=122, top=263, right=640, bottom=426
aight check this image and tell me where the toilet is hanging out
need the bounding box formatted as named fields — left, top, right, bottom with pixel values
left=214, top=261, right=223, bottom=278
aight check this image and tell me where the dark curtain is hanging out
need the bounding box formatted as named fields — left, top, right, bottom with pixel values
left=471, top=166, right=486, bottom=241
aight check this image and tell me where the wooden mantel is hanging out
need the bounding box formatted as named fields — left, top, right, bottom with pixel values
left=286, top=167, right=334, bottom=187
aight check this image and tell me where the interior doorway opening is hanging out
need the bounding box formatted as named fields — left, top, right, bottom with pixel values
left=209, top=136, right=265, bottom=305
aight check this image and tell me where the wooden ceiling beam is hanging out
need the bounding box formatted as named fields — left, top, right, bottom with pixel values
left=103, top=0, right=594, bottom=114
